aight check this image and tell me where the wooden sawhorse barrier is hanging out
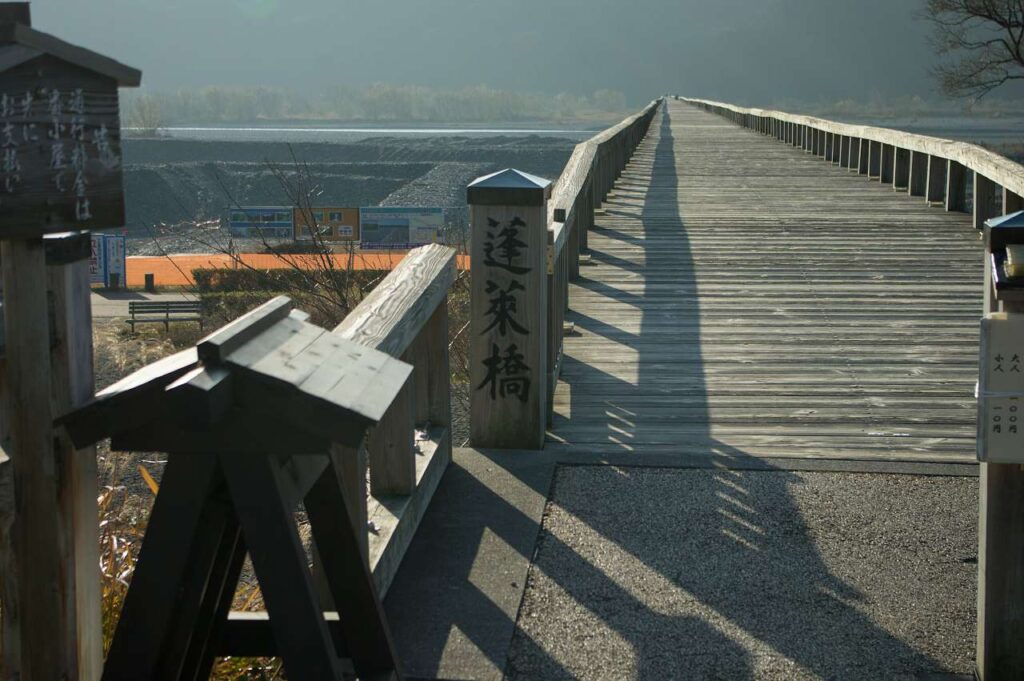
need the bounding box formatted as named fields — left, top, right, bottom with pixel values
left=61, top=297, right=409, bottom=681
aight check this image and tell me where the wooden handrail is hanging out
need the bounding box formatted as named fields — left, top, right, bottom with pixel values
left=682, top=96, right=1024, bottom=229
left=466, top=99, right=661, bottom=448
left=548, top=99, right=662, bottom=261
left=681, top=97, right=1024, bottom=197
left=331, top=242, right=456, bottom=595
left=334, top=243, right=456, bottom=357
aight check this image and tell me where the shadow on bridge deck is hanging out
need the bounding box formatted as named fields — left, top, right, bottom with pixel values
left=384, top=104, right=977, bottom=680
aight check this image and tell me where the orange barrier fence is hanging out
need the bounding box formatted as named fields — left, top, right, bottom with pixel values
left=125, top=252, right=470, bottom=288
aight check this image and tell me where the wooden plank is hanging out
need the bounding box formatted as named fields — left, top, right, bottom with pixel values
left=334, top=244, right=455, bottom=358
left=196, top=295, right=293, bottom=363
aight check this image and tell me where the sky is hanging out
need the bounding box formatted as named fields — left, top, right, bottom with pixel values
left=30, top=0, right=957, bottom=107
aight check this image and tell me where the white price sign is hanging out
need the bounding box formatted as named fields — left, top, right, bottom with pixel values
left=978, top=313, right=1024, bottom=462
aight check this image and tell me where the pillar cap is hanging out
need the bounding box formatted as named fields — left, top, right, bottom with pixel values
left=467, top=168, right=551, bottom=207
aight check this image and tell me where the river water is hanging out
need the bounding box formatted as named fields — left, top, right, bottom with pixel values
left=124, top=124, right=601, bottom=144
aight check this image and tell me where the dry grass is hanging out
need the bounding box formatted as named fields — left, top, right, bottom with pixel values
left=94, top=320, right=282, bottom=679
left=92, top=250, right=473, bottom=676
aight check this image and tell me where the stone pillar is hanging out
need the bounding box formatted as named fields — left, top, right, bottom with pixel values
left=468, top=169, right=550, bottom=449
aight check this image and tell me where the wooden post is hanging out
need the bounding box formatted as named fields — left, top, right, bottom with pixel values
left=880, top=145, right=895, bottom=184
left=858, top=139, right=870, bottom=174
left=47, top=241, right=102, bottom=681
left=868, top=141, right=882, bottom=178
left=366, top=364, right=415, bottom=496
left=1, top=237, right=69, bottom=681
left=468, top=169, right=550, bottom=449
left=908, top=151, right=928, bottom=197
left=1002, top=188, right=1024, bottom=214
left=976, top=174, right=999, bottom=229
left=926, top=155, right=947, bottom=204
left=947, top=160, right=967, bottom=212
left=977, top=219, right=1024, bottom=681
left=893, top=148, right=911, bottom=190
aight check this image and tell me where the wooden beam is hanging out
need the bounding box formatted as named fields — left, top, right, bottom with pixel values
left=334, top=244, right=455, bottom=359
left=0, top=237, right=69, bottom=681
left=47, top=258, right=102, bottom=681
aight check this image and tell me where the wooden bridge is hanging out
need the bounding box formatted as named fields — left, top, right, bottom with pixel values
left=5, top=93, right=1024, bottom=680
left=548, top=99, right=979, bottom=461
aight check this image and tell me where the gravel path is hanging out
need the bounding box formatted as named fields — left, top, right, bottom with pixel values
left=507, top=467, right=977, bottom=681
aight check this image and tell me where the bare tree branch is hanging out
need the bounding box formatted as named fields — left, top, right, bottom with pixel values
left=922, top=0, right=1024, bottom=99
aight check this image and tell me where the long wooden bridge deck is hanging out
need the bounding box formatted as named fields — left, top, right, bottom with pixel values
left=549, top=99, right=980, bottom=461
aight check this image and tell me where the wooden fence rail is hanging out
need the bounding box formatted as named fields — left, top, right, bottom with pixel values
left=681, top=96, right=1021, bottom=228
left=545, top=99, right=661, bottom=420
left=332, top=243, right=455, bottom=595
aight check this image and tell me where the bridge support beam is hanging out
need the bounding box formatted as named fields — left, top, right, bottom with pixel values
left=926, top=155, right=947, bottom=204
left=908, top=151, right=928, bottom=197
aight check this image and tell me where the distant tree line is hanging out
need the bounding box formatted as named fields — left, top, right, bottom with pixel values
left=121, top=84, right=630, bottom=128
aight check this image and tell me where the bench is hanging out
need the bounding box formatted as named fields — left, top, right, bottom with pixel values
left=126, top=300, right=203, bottom=332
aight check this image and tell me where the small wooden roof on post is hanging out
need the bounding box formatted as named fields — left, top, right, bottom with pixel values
left=60, top=296, right=413, bottom=454
left=0, top=2, right=140, bottom=238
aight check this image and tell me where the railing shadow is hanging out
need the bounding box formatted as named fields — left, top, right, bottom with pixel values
left=385, top=104, right=960, bottom=680
left=516, top=107, right=955, bottom=678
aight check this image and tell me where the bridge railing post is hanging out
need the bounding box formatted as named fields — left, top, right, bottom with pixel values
left=1002, top=187, right=1023, bottom=214
left=893, top=148, right=911, bottom=190
left=868, top=141, right=882, bottom=178
left=976, top=214, right=1024, bottom=681
left=467, top=169, right=550, bottom=449
left=908, top=151, right=928, bottom=197
left=880, top=144, right=895, bottom=184
left=926, top=155, right=947, bottom=204
left=946, top=161, right=967, bottom=212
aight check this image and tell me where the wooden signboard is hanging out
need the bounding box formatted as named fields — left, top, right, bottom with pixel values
left=468, top=169, right=550, bottom=449
left=0, top=56, right=125, bottom=236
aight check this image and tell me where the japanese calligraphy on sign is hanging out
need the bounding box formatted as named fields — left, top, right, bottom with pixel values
left=0, top=59, right=125, bottom=236
left=476, top=216, right=533, bottom=402
left=978, top=314, right=1024, bottom=462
